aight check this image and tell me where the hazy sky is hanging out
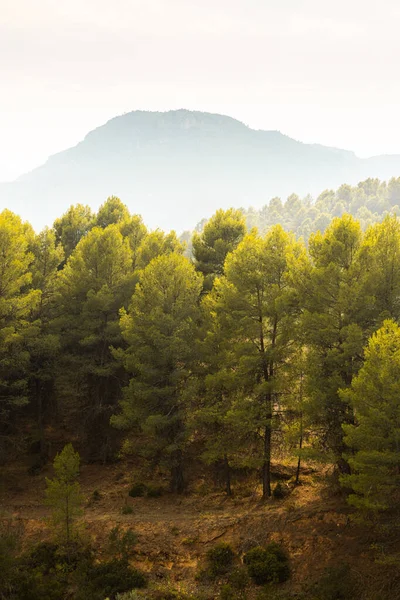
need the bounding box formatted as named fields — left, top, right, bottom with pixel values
left=1, top=0, right=400, bottom=181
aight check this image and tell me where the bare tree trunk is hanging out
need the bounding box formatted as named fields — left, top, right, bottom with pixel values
left=224, top=454, right=232, bottom=497
left=262, top=418, right=272, bottom=499
left=295, top=371, right=304, bottom=485
left=295, top=417, right=303, bottom=485
left=171, top=449, right=185, bottom=494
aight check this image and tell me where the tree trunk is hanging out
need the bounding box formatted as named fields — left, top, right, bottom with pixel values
left=295, top=416, right=303, bottom=485
left=262, top=419, right=272, bottom=499
left=337, top=455, right=351, bottom=475
left=224, top=454, right=232, bottom=497
left=171, top=450, right=185, bottom=494
left=36, top=379, right=46, bottom=458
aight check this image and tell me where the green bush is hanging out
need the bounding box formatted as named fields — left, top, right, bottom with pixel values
left=122, top=505, right=134, bottom=515
left=206, top=542, right=236, bottom=576
left=24, top=542, right=59, bottom=573
left=129, top=483, right=147, bottom=497
left=115, top=592, right=141, bottom=600
left=24, top=540, right=92, bottom=573
left=77, top=558, right=146, bottom=600
left=11, top=569, right=68, bottom=600
left=92, top=489, right=102, bottom=502
left=243, top=543, right=290, bottom=585
left=309, top=563, right=358, bottom=600
left=219, top=583, right=236, bottom=600
left=272, top=482, right=287, bottom=499
left=146, top=485, right=164, bottom=498
left=107, top=526, right=138, bottom=560
left=229, top=566, right=249, bottom=591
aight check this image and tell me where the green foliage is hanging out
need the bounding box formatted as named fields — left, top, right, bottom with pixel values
left=95, top=197, right=130, bottom=229
left=0, top=519, right=23, bottom=598
left=121, top=505, right=134, bottom=515
left=297, top=214, right=366, bottom=471
left=107, top=526, right=138, bottom=560
left=243, top=544, right=290, bottom=585
left=115, top=592, right=141, bottom=600
left=146, top=484, right=164, bottom=498
left=240, top=177, right=400, bottom=242
left=341, top=320, right=400, bottom=511
left=219, top=584, right=237, bottom=600
left=112, top=253, right=203, bottom=492
left=53, top=203, right=94, bottom=260
left=272, top=482, right=287, bottom=499
left=9, top=568, right=68, bottom=600
left=91, top=489, right=102, bottom=502
left=202, top=225, right=304, bottom=496
left=135, top=230, right=184, bottom=270
left=6, top=188, right=400, bottom=523
left=0, top=210, right=40, bottom=460
left=228, top=566, right=250, bottom=592
left=28, top=227, right=64, bottom=453
left=206, top=542, right=235, bottom=576
left=1, top=539, right=93, bottom=600
left=308, top=563, right=358, bottom=600
left=45, top=444, right=82, bottom=542
left=129, top=483, right=147, bottom=497
left=77, top=558, right=146, bottom=600
left=55, top=223, right=134, bottom=461
left=192, top=208, right=246, bottom=291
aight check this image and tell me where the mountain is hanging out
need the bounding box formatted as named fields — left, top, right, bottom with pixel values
left=1, top=109, right=400, bottom=231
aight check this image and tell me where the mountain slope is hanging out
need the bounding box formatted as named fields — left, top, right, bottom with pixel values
left=1, top=109, right=400, bottom=231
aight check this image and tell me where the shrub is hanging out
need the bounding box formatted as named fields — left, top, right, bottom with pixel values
left=115, top=592, right=140, bottom=600
left=146, top=485, right=164, bottom=498
left=24, top=540, right=92, bottom=572
left=122, top=505, right=134, bottom=515
left=12, top=569, right=68, bottom=600
left=45, top=443, right=82, bottom=543
left=229, top=566, right=249, bottom=591
left=78, top=558, right=146, bottom=600
left=272, top=482, right=287, bottom=499
left=219, top=583, right=236, bottom=600
left=206, top=542, right=235, bottom=577
left=310, top=563, right=358, bottom=600
left=24, top=542, right=59, bottom=573
left=129, top=483, right=147, bottom=497
left=243, top=543, right=290, bottom=585
left=92, top=489, right=102, bottom=502
left=107, top=526, right=138, bottom=560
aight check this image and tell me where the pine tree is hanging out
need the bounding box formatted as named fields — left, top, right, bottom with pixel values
left=135, top=230, right=184, bottom=270
left=192, top=208, right=246, bottom=291
left=28, top=228, right=64, bottom=459
left=341, top=320, right=400, bottom=512
left=204, top=226, right=303, bottom=497
left=53, top=204, right=94, bottom=261
left=358, top=215, right=400, bottom=326
left=112, top=253, right=203, bottom=492
left=297, top=215, right=366, bottom=472
left=54, top=225, right=134, bottom=461
left=0, top=210, right=40, bottom=461
left=45, top=443, right=82, bottom=542
left=95, top=196, right=130, bottom=229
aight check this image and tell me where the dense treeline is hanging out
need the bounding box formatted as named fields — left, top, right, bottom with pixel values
left=239, top=176, right=400, bottom=241
left=2, top=185, right=400, bottom=514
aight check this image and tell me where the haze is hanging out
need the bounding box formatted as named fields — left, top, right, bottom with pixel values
left=2, top=0, right=400, bottom=182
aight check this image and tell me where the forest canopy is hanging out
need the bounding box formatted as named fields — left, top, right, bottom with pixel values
left=2, top=179, right=400, bottom=514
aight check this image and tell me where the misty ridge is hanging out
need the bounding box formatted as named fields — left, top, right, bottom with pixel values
left=1, top=109, right=400, bottom=234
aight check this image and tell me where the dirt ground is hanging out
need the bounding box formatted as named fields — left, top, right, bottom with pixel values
left=1, top=455, right=378, bottom=597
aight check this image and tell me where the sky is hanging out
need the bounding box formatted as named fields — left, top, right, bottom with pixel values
left=1, top=0, right=400, bottom=182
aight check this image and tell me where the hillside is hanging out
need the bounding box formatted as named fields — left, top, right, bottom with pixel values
left=1, top=455, right=397, bottom=600
left=1, top=109, right=400, bottom=231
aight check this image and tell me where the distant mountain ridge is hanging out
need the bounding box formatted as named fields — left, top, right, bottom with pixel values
left=1, top=109, right=400, bottom=231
